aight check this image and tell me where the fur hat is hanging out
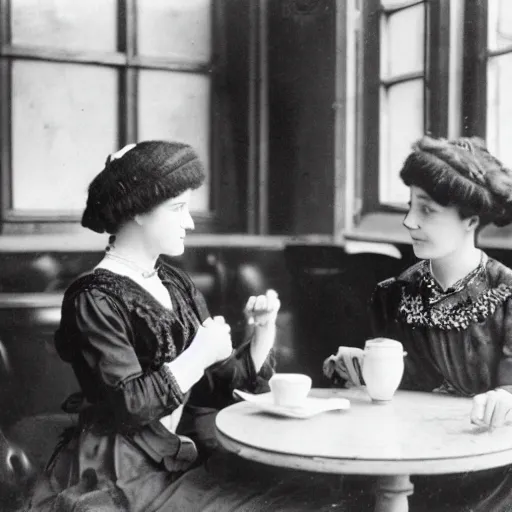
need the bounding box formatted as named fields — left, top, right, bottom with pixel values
left=82, top=140, right=205, bottom=234
left=400, top=136, right=512, bottom=228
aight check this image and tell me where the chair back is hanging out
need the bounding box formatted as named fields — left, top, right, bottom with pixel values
left=0, top=339, right=36, bottom=510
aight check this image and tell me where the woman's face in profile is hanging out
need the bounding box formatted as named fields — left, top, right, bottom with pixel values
left=402, top=186, right=473, bottom=261
left=138, top=189, right=194, bottom=256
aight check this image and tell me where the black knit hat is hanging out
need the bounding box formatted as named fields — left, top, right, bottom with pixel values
left=82, top=140, right=205, bottom=234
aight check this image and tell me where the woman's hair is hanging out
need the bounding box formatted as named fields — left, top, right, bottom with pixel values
left=400, top=136, right=512, bottom=227
left=81, top=140, right=205, bottom=234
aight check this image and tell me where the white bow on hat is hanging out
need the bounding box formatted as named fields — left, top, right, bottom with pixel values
left=110, top=143, right=136, bottom=162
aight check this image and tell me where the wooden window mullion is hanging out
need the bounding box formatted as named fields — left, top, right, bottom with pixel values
left=0, top=0, right=12, bottom=220
left=462, top=0, right=487, bottom=138
left=426, top=0, right=450, bottom=137
left=118, top=0, right=137, bottom=146
left=361, top=0, right=381, bottom=214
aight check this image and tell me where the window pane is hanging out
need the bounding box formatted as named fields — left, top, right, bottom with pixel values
left=488, top=0, right=512, bottom=51
left=11, top=0, right=117, bottom=52
left=138, top=71, right=210, bottom=211
left=379, top=79, right=424, bottom=204
left=487, top=53, right=512, bottom=169
left=380, top=0, right=419, bottom=8
left=138, top=0, right=212, bottom=62
left=381, top=3, right=425, bottom=79
left=12, top=61, right=118, bottom=211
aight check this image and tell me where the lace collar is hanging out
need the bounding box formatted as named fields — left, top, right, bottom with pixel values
left=395, top=253, right=512, bottom=330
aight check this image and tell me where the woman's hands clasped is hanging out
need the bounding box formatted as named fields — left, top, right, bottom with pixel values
left=188, top=290, right=281, bottom=375
left=471, top=389, right=512, bottom=430
left=192, top=316, right=234, bottom=368
left=166, top=315, right=233, bottom=394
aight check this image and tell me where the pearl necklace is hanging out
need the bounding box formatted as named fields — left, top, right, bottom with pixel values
left=104, top=250, right=159, bottom=279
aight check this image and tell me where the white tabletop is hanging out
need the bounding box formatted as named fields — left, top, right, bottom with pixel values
left=216, top=387, right=512, bottom=476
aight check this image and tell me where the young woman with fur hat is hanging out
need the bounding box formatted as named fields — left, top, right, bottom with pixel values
left=325, top=136, right=512, bottom=511
left=26, top=141, right=353, bottom=511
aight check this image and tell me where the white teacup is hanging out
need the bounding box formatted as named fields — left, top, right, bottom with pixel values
left=269, top=373, right=312, bottom=407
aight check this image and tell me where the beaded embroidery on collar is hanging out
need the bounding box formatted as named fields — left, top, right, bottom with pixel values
left=397, top=259, right=512, bottom=331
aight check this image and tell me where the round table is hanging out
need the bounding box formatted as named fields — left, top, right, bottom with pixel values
left=215, top=387, right=512, bottom=512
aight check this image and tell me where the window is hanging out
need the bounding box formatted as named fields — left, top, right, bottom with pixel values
left=349, top=0, right=512, bottom=247
left=0, top=0, right=218, bottom=230
left=487, top=0, right=512, bottom=166
left=463, top=0, right=512, bottom=168
left=360, top=0, right=450, bottom=212
left=463, top=0, right=512, bottom=166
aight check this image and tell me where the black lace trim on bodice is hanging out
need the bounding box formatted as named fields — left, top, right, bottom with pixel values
left=57, top=264, right=201, bottom=368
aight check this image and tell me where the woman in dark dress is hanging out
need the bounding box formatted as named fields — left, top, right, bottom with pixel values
left=324, top=136, right=512, bottom=511
left=27, top=141, right=352, bottom=512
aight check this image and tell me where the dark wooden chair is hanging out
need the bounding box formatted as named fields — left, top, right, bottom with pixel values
left=0, top=339, right=38, bottom=511
left=284, top=243, right=405, bottom=385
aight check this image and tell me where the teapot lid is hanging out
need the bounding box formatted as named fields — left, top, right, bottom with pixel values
left=365, top=338, right=403, bottom=349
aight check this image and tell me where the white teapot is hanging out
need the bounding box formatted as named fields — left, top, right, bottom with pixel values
left=362, top=338, right=406, bottom=403
left=323, top=338, right=406, bottom=403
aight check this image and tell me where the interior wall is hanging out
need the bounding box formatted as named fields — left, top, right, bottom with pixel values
left=267, top=0, right=338, bottom=235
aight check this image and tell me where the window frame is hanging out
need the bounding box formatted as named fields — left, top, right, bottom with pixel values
left=0, top=0, right=252, bottom=234
left=462, top=0, right=487, bottom=138
left=346, top=0, right=512, bottom=250
left=360, top=0, right=451, bottom=215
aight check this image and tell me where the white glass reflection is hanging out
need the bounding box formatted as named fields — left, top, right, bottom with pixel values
left=11, top=0, right=117, bottom=52
left=138, top=71, right=210, bottom=211
left=380, top=0, right=419, bottom=9
left=487, top=53, right=512, bottom=170
left=137, top=0, right=212, bottom=62
left=381, top=3, right=425, bottom=79
left=488, top=0, right=512, bottom=51
left=12, top=61, right=118, bottom=211
left=379, top=79, right=424, bottom=204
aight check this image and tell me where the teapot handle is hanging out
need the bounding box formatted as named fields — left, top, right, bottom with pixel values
left=351, top=356, right=365, bottom=386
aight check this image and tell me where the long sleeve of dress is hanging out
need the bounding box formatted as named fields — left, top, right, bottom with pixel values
left=193, top=280, right=275, bottom=393
left=72, top=290, right=185, bottom=430
left=496, top=299, right=512, bottom=392
left=185, top=342, right=274, bottom=410
left=168, top=265, right=274, bottom=409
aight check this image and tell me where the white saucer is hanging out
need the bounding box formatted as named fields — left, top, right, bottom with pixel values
left=233, top=390, right=350, bottom=419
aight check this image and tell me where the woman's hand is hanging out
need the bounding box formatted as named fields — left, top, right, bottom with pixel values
left=191, top=316, right=233, bottom=368
left=246, top=290, right=280, bottom=372
left=470, top=389, right=512, bottom=429
left=323, top=346, right=365, bottom=387
left=166, top=316, right=233, bottom=394
left=245, top=289, right=281, bottom=328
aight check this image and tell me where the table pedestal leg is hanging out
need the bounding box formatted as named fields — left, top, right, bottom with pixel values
left=374, top=475, right=414, bottom=512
